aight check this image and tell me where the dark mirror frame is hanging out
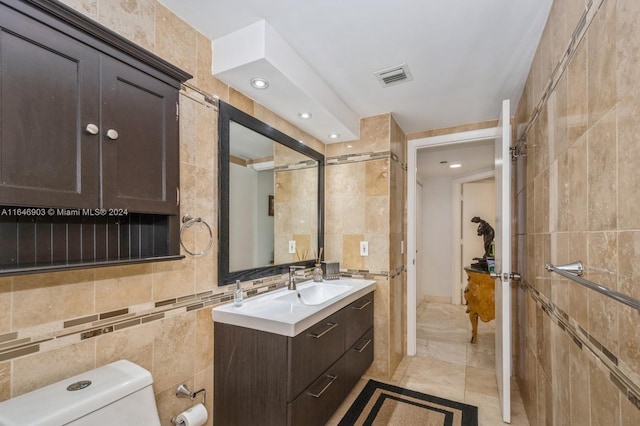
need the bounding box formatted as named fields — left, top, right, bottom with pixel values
left=218, top=101, right=325, bottom=285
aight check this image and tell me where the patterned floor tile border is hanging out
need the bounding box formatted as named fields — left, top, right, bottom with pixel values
left=521, top=280, right=640, bottom=412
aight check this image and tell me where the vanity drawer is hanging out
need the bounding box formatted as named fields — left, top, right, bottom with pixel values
left=346, top=293, right=374, bottom=346
left=344, top=327, right=374, bottom=393
left=288, top=308, right=346, bottom=401
left=288, top=357, right=346, bottom=426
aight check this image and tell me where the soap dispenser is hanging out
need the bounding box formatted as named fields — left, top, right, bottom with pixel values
left=233, top=280, right=243, bottom=307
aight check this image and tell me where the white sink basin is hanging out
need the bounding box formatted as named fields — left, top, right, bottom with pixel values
left=212, top=278, right=376, bottom=337
left=276, top=283, right=351, bottom=305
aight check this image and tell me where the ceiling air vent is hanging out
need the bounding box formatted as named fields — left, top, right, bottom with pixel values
left=374, top=63, right=413, bottom=87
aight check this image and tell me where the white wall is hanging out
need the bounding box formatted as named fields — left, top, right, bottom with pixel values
left=461, top=182, right=495, bottom=269
left=419, top=177, right=453, bottom=301
left=256, top=170, right=274, bottom=265
left=229, top=163, right=257, bottom=271
left=418, top=178, right=495, bottom=303
left=229, top=165, right=275, bottom=270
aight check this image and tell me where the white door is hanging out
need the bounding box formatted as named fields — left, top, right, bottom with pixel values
left=494, top=99, right=512, bottom=423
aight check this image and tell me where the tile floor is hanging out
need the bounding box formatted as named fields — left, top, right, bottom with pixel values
left=327, top=301, right=529, bottom=425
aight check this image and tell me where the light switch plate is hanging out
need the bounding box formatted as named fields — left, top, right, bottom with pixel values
left=289, top=240, right=296, bottom=254
left=360, top=241, right=368, bottom=256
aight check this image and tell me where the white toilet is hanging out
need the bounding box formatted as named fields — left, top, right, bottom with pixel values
left=0, top=360, right=161, bottom=425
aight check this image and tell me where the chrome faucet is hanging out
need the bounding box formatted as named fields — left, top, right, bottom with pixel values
left=288, top=266, right=305, bottom=290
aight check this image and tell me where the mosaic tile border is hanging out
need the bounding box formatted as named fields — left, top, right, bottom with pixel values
left=0, top=274, right=288, bottom=363
left=519, top=0, right=605, bottom=141
left=326, top=151, right=390, bottom=166
left=274, top=159, right=318, bottom=172
left=180, top=82, right=219, bottom=109
left=0, top=268, right=396, bottom=363
left=521, top=280, right=640, bottom=412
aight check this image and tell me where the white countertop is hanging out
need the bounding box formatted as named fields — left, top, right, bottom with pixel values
left=211, top=278, right=376, bottom=337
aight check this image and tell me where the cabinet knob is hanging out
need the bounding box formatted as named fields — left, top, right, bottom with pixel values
left=85, top=124, right=99, bottom=135
left=106, top=129, right=119, bottom=140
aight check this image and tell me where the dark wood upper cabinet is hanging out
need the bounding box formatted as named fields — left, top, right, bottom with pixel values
left=0, top=4, right=100, bottom=208
left=0, top=0, right=191, bottom=274
left=101, top=57, right=179, bottom=214
left=0, top=0, right=189, bottom=214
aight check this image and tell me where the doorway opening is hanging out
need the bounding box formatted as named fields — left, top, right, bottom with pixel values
left=415, top=141, right=495, bottom=308
left=407, top=127, right=500, bottom=356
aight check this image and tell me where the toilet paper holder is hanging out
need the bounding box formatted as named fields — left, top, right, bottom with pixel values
left=171, top=384, right=206, bottom=425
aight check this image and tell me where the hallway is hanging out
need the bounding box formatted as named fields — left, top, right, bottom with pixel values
left=329, top=301, right=529, bottom=425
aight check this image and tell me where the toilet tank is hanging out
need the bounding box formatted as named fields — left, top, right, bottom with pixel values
left=0, top=360, right=161, bottom=426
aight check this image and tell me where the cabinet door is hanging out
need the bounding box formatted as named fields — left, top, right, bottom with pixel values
left=0, top=5, right=100, bottom=208
left=100, top=57, right=179, bottom=214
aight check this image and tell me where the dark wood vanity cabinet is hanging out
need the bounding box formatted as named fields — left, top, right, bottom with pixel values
left=214, top=291, right=375, bottom=426
left=0, top=0, right=184, bottom=214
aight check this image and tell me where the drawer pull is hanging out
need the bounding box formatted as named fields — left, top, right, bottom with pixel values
left=351, top=299, right=371, bottom=310
left=309, top=322, right=338, bottom=339
left=354, top=338, right=372, bottom=353
left=307, top=375, right=338, bottom=398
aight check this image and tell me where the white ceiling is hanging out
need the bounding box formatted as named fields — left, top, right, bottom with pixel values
left=158, top=0, right=552, bottom=143
left=417, top=140, right=495, bottom=180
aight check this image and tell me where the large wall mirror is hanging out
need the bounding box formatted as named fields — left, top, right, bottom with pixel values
left=218, top=101, right=324, bottom=285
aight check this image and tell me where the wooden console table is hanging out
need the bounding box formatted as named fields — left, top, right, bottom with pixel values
left=463, top=267, right=495, bottom=343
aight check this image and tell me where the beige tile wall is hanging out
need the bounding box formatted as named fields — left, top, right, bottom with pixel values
left=324, top=113, right=407, bottom=379
left=514, top=0, right=640, bottom=424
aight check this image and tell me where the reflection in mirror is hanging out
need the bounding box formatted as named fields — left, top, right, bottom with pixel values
left=229, top=122, right=276, bottom=271
left=219, top=101, right=324, bottom=285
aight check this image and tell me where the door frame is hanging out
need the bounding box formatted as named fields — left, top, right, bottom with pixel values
left=407, top=127, right=500, bottom=356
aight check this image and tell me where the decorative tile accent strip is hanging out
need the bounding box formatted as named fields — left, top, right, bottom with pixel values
left=181, top=83, right=219, bottom=109
left=0, top=273, right=350, bottom=362
left=519, top=0, right=605, bottom=141
left=99, top=308, right=129, bottom=320
left=64, top=315, right=99, bottom=328
left=155, top=298, right=177, bottom=308
left=0, top=338, right=31, bottom=351
left=274, top=159, right=319, bottom=172
left=114, top=319, right=141, bottom=331
left=0, top=345, right=40, bottom=362
left=521, top=280, right=640, bottom=412
left=141, top=313, right=164, bottom=324
left=326, top=151, right=390, bottom=166
left=0, top=332, right=18, bottom=343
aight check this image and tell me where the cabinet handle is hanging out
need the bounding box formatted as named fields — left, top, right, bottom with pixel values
left=307, top=375, right=338, bottom=399
left=85, top=123, right=99, bottom=135
left=309, top=322, right=337, bottom=339
left=354, top=338, right=372, bottom=353
left=106, top=129, right=119, bottom=140
left=351, top=299, right=371, bottom=310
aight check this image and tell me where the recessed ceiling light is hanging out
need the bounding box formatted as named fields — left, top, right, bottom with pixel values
left=250, top=77, right=269, bottom=89
left=298, top=112, right=312, bottom=119
left=329, top=133, right=340, bottom=139
left=449, top=163, right=462, bottom=169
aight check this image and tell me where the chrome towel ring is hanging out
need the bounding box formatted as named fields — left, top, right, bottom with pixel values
left=179, top=214, right=213, bottom=257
